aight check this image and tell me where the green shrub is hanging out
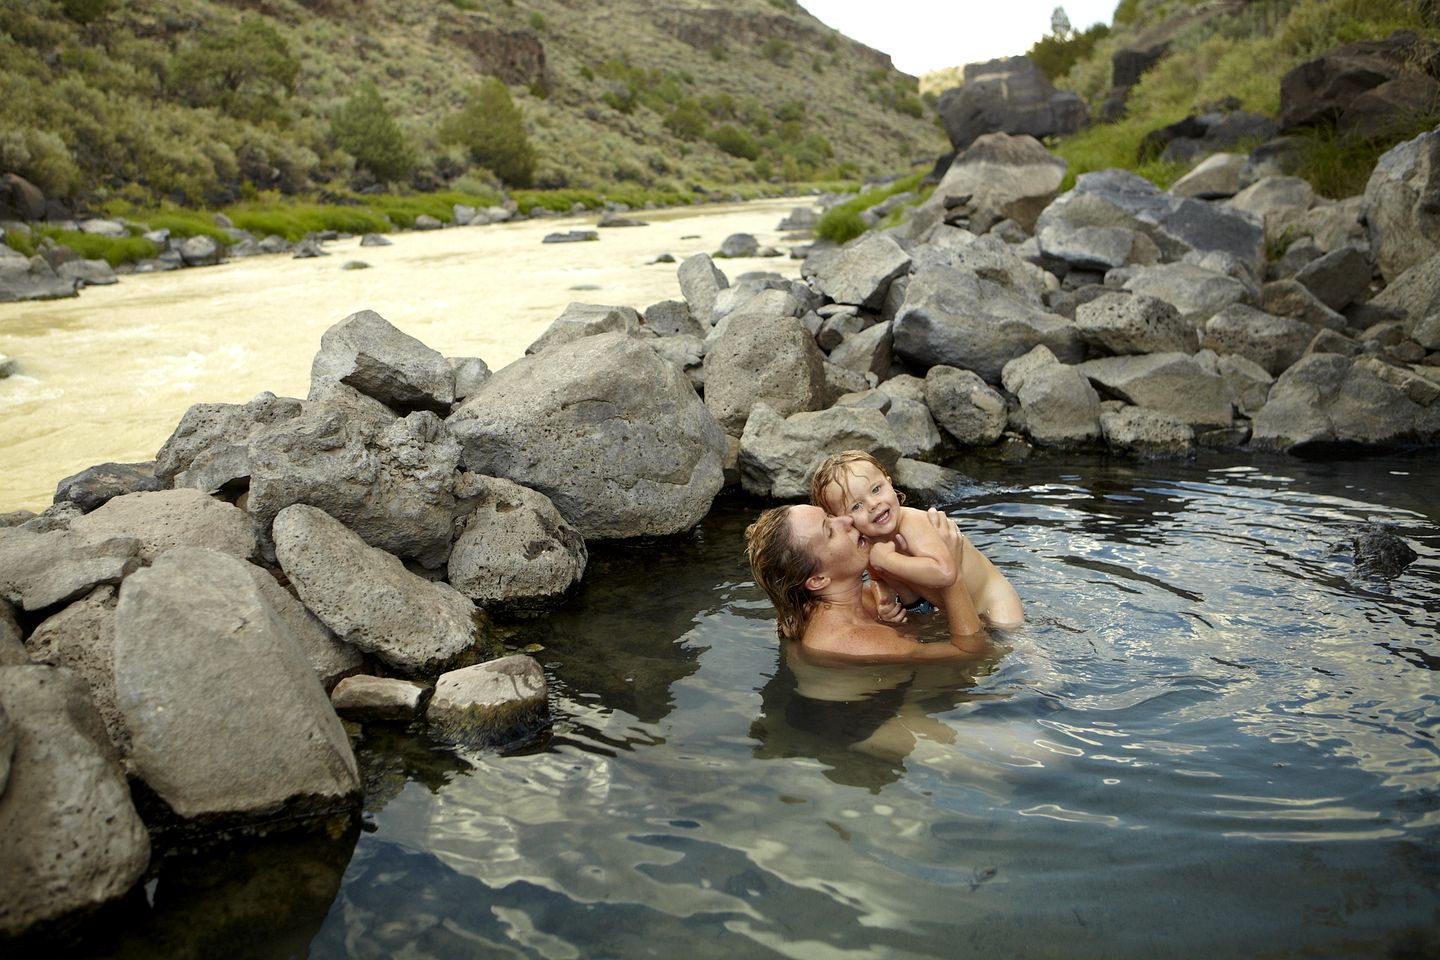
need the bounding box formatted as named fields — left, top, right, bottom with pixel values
left=708, top=124, right=759, bottom=160
left=815, top=172, right=925, bottom=243
left=331, top=81, right=415, bottom=183
left=438, top=77, right=537, bottom=188
left=1292, top=112, right=1440, bottom=199
left=665, top=99, right=708, bottom=140
left=167, top=18, right=299, bottom=123
left=1028, top=22, right=1111, bottom=82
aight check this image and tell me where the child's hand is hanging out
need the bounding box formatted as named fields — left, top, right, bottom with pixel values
left=869, top=539, right=899, bottom=571
left=867, top=578, right=908, bottom=625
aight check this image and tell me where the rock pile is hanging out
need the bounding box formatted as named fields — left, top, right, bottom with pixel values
left=2, top=110, right=1438, bottom=941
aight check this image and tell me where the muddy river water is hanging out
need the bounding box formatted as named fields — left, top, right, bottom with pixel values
left=0, top=198, right=806, bottom=512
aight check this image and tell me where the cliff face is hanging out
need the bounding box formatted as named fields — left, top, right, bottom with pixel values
left=0, top=0, right=945, bottom=203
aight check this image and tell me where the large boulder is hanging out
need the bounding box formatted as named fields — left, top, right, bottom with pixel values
left=1037, top=169, right=1265, bottom=275
left=53, top=461, right=166, bottom=514
left=827, top=321, right=893, bottom=380
left=1078, top=353, right=1234, bottom=427
left=1370, top=251, right=1440, bottom=328
left=449, top=333, right=725, bottom=539
left=24, top=586, right=128, bottom=758
left=1278, top=32, right=1439, bottom=132
left=924, top=133, right=1068, bottom=233
left=67, top=487, right=256, bottom=563
left=247, top=389, right=462, bottom=568
left=113, top=549, right=360, bottom=824
left=0, top=666, right=149, bottom=939
left=447, top=475, right=587, bottom=618
left=1201, top=303, right=1316, bottom=376
left=807, top=232, right=911, bottom=311
left=309, top=310, right=455, bottom=414
left=924, top=365, right=1009, bottom=446
left=738, top=403, right=901, bottom=500
left=1363, top=125, right=1440, bottom=283
left=0, top=526, right=141, bottom=612
left=1121, top=261, right=1251, bottom=326
left=893, top=263, right=1081, bottom=383
left=1252, top=353, right=1440, bottom=451
left=526, top=302, right=647, bottom=355
left=677, top=253, right=729, bottom=326
left=0, top=253, right=78, bottom=303
left=1075, top=292, right=1198, bottom=355
left=704, top=307, right=828, bottom=433
left=938, top=56, right=1087, bottom=151
left=1001, top=346, right=1102, bottom=446
left=273, top=504, right=486, bottom=677
left=426, top=655, right=547, bottom=748
left=229, top=552, right=361, bottom=691
left=1099, top=404, right=1196, bottom=455
left=155, top=391, right=304, bottom=492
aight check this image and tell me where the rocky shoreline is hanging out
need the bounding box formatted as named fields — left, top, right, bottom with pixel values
left=4, top=88, right=1440, bottom=953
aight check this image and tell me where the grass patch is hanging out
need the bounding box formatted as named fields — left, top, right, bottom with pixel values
left=36, top=228, right=160, bottom=267
left=815, top=172, right=925, bottom=243
left=1290, top=113, right=1440, bottom=199
left=218, top=202, right=391, bottom=241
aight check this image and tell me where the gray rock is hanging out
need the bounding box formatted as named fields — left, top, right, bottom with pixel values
left=647, top=333, right=706, bottom=389
left=893, top=458, right=967, bottom=506
left=643, top=299, right=705, bottom=338
left=224, top=551, right=360, bottom=691
left=1348, top=522, right=1418, bottom=579
left=1252, top=353, right=1440, bottom=450
left=884, top=396, right=944, bottom=460
left=542, top=230, right=597, bottom=244
left=809, top=232, right=912, bottom=310
left=330, top=675, right=430, bottom=722
left=1227, top=175, right=1317, bottom=245
left=1370, top=251, right=1440, bottom=328
left=1078, top=353, right=1234, bottom=427
left=0, top=665, right=149, bottom=938
left=248, top=398, right=461, bottom=569
left=1259, top=279, right=1347, bottom=331
left=704, top=309, right=827, bottom=433
left=1121, top=261, right=1251, bottom=325
left=1037, top=222, right=1148, bottom=272
left=821, top=360, right=873, bottom=405
left=828, top=321, right=894, bottom=379
left=273, top=504, right=485, bottom=676
left=1196, top=349, right=1275, bottom=415
left=68, top=488, right=256, bottom=563
left=1075, top=292, right=1198, bottom=355
left=924, top=365, right=1008, bottom=446
left=738, top=403, right=902, bottom=500
left=1289, top=196, right=1368, bottom=254
left=717, top=233, right=760, bottom=258
left=894, top=263, right=1081, bottom=383
left=816, top=306, right=865, bottom=351
left=938, top=56, right=1087, bottom=150
left=448, top=333, right=725, bottom=539
left=1001, top=346, right=1103, bottom=446
left=56, top=258, right=119, bottom=286
left=0, top=527, right=141, bottom=612
left=448, top=356, right=492, bottom=400
left=426, top=655, right=547, bottom=748
left=878, top=373, right=928, bottom=406
left=711, top=276, right=809, bottom=330
left=155, top=391, right=304, bottom=490
left=1100, top=405, right=1195, bottom=455
left=1295, top=245, right=1372, bottom=311
left=526, top=302, right=647, bottom=355
left=25, top=586, right=128, bottom=758
left=0, top=600, right=24, bottom=665
left=1169, top=152, right=1247, bottom=199
left=923, top=133, right=1067, bottom=233
left=414, top=214, right=443, bottom=231
left=1202, top=303, right=1316, bottom=375
left=53, top=461, right=165, bottom=514
left=1039, top=169, right=1265, bottom=274
left=359, top=233, right=391, bottom=247
left=177, top=234, right=222, bottom=267
left=677, top=253, right=729, bottom=326
left=1306, top=327, right=1365, bottom=358
left=114, top=548, right=359, bottom=822
left=448, top=475, right=587, bottom=617
left=1364, top=125, right=1440, bottom=282
left=310, top=309, right=455, bottom=414
left=0, top=253, right=78, bottom=302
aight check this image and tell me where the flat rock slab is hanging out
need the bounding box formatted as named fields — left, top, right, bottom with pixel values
left=331, top=675, right=431, bottom=722
left=426, top=655, right=547, bottom=747
left=0, top=526, right=141, bottom=612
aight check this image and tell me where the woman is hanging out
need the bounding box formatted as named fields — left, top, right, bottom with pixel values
left=745, top=504, right=1001, bottom=664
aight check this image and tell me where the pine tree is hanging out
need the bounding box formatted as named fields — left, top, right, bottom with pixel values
left=331, top=81, right=415, bottom=183
left=439, top=78, right=537, bottom=188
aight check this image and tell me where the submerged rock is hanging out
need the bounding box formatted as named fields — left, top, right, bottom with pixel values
left=1347, top=522, right=1419, bottom=579
left=425, top=655, right=547, bottom=748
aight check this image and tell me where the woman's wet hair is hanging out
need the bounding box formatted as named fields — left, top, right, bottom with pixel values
left=808, top=449, right=905, bottom=513
left=745, top=505, right=819, bottom=643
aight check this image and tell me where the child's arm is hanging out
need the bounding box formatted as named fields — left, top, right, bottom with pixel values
left=867, top=508, right=959, bottom=589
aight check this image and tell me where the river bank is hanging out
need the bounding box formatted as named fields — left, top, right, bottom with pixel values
left=0, top=198, right=805, bottom=512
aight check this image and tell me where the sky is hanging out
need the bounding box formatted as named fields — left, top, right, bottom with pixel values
left=800, top=0, right=1120, bottom=76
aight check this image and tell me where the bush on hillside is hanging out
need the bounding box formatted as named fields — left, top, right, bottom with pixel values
left=167, top=18, right=299, bottom=124
left=439, top=78, right=537, bottom=188
left=331, top=81, right=415, bottom=184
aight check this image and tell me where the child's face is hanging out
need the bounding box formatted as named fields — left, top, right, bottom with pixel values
left=824, top=462, right=900, bottom=538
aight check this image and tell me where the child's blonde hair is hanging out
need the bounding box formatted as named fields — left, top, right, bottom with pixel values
left=809, top=449, right=905, bottom=514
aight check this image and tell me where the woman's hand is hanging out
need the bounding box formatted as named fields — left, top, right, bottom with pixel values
left=926, top=507, right=966, bottom=570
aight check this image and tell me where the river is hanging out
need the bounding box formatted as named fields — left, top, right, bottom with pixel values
left=0, top=197, right=807, bottom=512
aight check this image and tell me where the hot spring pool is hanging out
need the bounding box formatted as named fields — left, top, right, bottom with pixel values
left=65, top=451, right=1439, bottom=959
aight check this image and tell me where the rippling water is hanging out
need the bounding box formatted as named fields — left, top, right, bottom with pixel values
left=69, top=452, right=1439, bottom=959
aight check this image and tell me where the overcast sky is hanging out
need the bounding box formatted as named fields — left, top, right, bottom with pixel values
left=800, top=0, right=1119, bottom=75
